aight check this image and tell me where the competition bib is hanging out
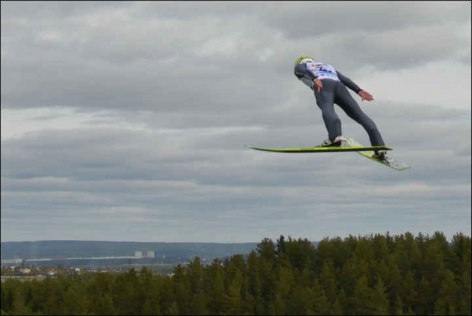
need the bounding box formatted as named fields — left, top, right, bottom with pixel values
left=306, top=62, right=339, bottom=81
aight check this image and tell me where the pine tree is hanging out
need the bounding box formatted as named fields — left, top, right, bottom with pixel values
left=9, top=289, right=34, bottom=316
left=158, top=276, right=177, bottom=315
left=187, top=257, right=208, bottom=314
left=370, top=277, right=390, bottom=315
left=256, top=238, right=276, bottom=261
left=172, top=264, right=191, bottom=315
left=311, top=277, right=331, bottom=315
left=350, top=275, right=389, bottom=315
left=283, top=237, right=316, bottom=272
left=1, top=280, right=15, bottom=313
left=393, top=296, right=404, bottom=316
left=62, top=281, right=91, bottom=315
left=224, top=265, right=243, bottom=315
left=350, top=275, right=372, bottom=315
left=331, top=296, right=344, bottom=316
left=138, top=267, right=162, bottom=316
left=451, top=233, right=471, bottom=315
left=271, top=266, right=294, bottom=315
left=317, top=237, right=351, bottom=271
left=434, top=269, right=458, bottom=315
left=416, top=276, right=433, bottom=315
left=93, top=293, right=117, bottom=315
left=400, top=270, right=417, bottom=314
left=246, top=251, right=263, bottom=315
left=204, top=261, right=224, bottom=314
left=141, top=298, right=155, bottom=316
left=318, top=260, right=338, bottom=305
left=111, top=269, right=143, bottom=315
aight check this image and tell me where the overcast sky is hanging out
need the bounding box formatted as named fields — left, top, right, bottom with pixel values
left=1, top=1, right=470, bottom=243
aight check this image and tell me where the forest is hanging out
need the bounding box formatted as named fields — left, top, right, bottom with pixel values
left=1, top=231, right=470, bottom=315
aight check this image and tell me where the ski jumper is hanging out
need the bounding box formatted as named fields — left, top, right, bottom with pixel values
left=294, top=61, right=385, bottom=147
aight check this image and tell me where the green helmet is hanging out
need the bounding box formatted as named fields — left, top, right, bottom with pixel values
left=294, top=55, right=314, bottom=68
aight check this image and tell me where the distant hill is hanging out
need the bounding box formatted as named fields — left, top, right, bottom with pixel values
left=1, top=240, right=259, bottom=262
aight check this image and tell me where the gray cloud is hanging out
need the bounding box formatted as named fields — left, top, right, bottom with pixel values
left=2, top=1, right=469, bottom=115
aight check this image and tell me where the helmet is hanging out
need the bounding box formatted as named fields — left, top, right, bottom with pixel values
left=294, top=55, right=314, bottom=67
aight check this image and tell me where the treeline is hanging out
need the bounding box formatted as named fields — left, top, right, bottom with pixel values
left=1, top=231, right=470, bottom=315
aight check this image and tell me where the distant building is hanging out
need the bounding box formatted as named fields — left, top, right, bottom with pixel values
left=146, top=251, right=155, bottom=258
left=134, top=251, right=143, bottom=258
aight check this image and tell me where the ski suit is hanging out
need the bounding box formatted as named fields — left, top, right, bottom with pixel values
left=294, top=61, right=385, bottom=146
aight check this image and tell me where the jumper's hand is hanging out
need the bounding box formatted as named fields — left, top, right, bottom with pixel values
left=359, top=90, right=374, bottom=101
left=314, top=78, right=323, bottom=93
